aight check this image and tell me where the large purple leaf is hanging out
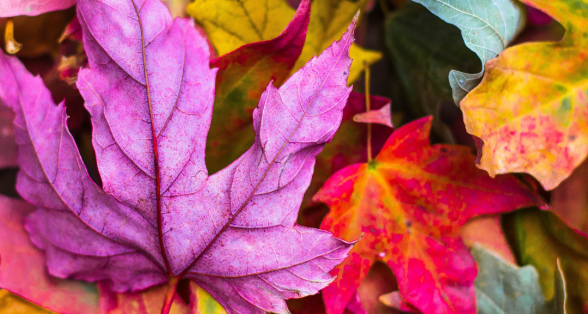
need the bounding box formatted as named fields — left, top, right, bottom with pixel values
left=0, top=0, right=356, bottom=312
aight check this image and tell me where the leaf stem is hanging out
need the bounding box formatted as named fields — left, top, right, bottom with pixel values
left=5, top=18, right=22, bottom=54
left=160, top=277, right=179, bottom=314
left=364, top=61, right=372, bottom=162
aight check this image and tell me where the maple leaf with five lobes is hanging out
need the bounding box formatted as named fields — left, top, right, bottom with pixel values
left=314, top=116, right=544, bottom=314
left=0, top=0, right=358, bottom=312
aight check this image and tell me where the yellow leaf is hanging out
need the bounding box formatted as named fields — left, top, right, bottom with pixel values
left=194, top=285, right=226, bottom=314
left=0, top=290, right=54, bottom=314
left=188, top=0, right=381, bottom=84
left=290, top=0, right=382, bottom=83
left=347, top=44, right=381, bottom=85
left=461, top=0, right=588, bottom=190
left=187, top=0, right=293, bottom=55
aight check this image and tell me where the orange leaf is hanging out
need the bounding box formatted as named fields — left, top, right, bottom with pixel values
left=461, top=0, right=588, bottom=190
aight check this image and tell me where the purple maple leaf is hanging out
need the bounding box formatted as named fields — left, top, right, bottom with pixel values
left=0, top=0, right=357, bottom=312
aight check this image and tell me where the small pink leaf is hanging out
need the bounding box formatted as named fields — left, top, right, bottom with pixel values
left=352, top=103, right=393, bottom=128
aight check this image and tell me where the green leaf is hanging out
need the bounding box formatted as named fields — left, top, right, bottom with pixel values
left=504, top=208, right=588, bottom=313
left=384, top=2, right=479, bottom=141
left=411, top=0, right=525, bottom=103
left=472, top=244, right=566, bottom=314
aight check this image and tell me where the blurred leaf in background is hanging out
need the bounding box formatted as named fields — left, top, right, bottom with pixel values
left=385, top=2, right=479, bottom=142
left=505, top=208, right=588, bottom=313
left=0, top=8, right=75, bottom=58
left=472, top=245, right=566, bottom=314
left=412, top=0, right=525, bottom=104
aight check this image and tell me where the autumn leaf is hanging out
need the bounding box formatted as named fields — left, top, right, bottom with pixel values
left=187, top=0, right=293, bottom=55
left=205, top=0, right=309, bottom=173
left=314, top=116, right=543, bottom=314
left=0, top=0, right=359, bottom=312
left=413, top=0, right=525, bottom=103
left=471, top=245, right=566, bottom=314
left=187, top=0, right=381, bottom=84
left=460, top=0, right=588, bottom=190
left=504, top=208, right=588, bottom=313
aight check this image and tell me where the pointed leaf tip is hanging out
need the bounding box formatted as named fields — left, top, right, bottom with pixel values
left=353, top=103, right=393, bottom=128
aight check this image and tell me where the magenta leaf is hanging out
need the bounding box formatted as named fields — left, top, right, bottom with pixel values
left=0, top=0, right=357, bottom=312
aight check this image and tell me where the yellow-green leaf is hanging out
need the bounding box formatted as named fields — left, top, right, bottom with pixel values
left=194, top=285, right=227, bottom=314
left=188, top=0, right=380, bottom=84
left=187, top=0, right=292, bottom=55
left=291, top=0, right=382, bottom=83
left=504, top=208, right=588, bottom=313
left=461, top=0, right=588, bottom=190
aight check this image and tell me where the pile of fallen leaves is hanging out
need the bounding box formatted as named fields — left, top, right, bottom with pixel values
left=0, top=0, right=587, bottom=313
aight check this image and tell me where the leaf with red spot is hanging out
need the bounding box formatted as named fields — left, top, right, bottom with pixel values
left=0, top=0, right=358, bottom=312
left=314, top=116, right=544, bottom=314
